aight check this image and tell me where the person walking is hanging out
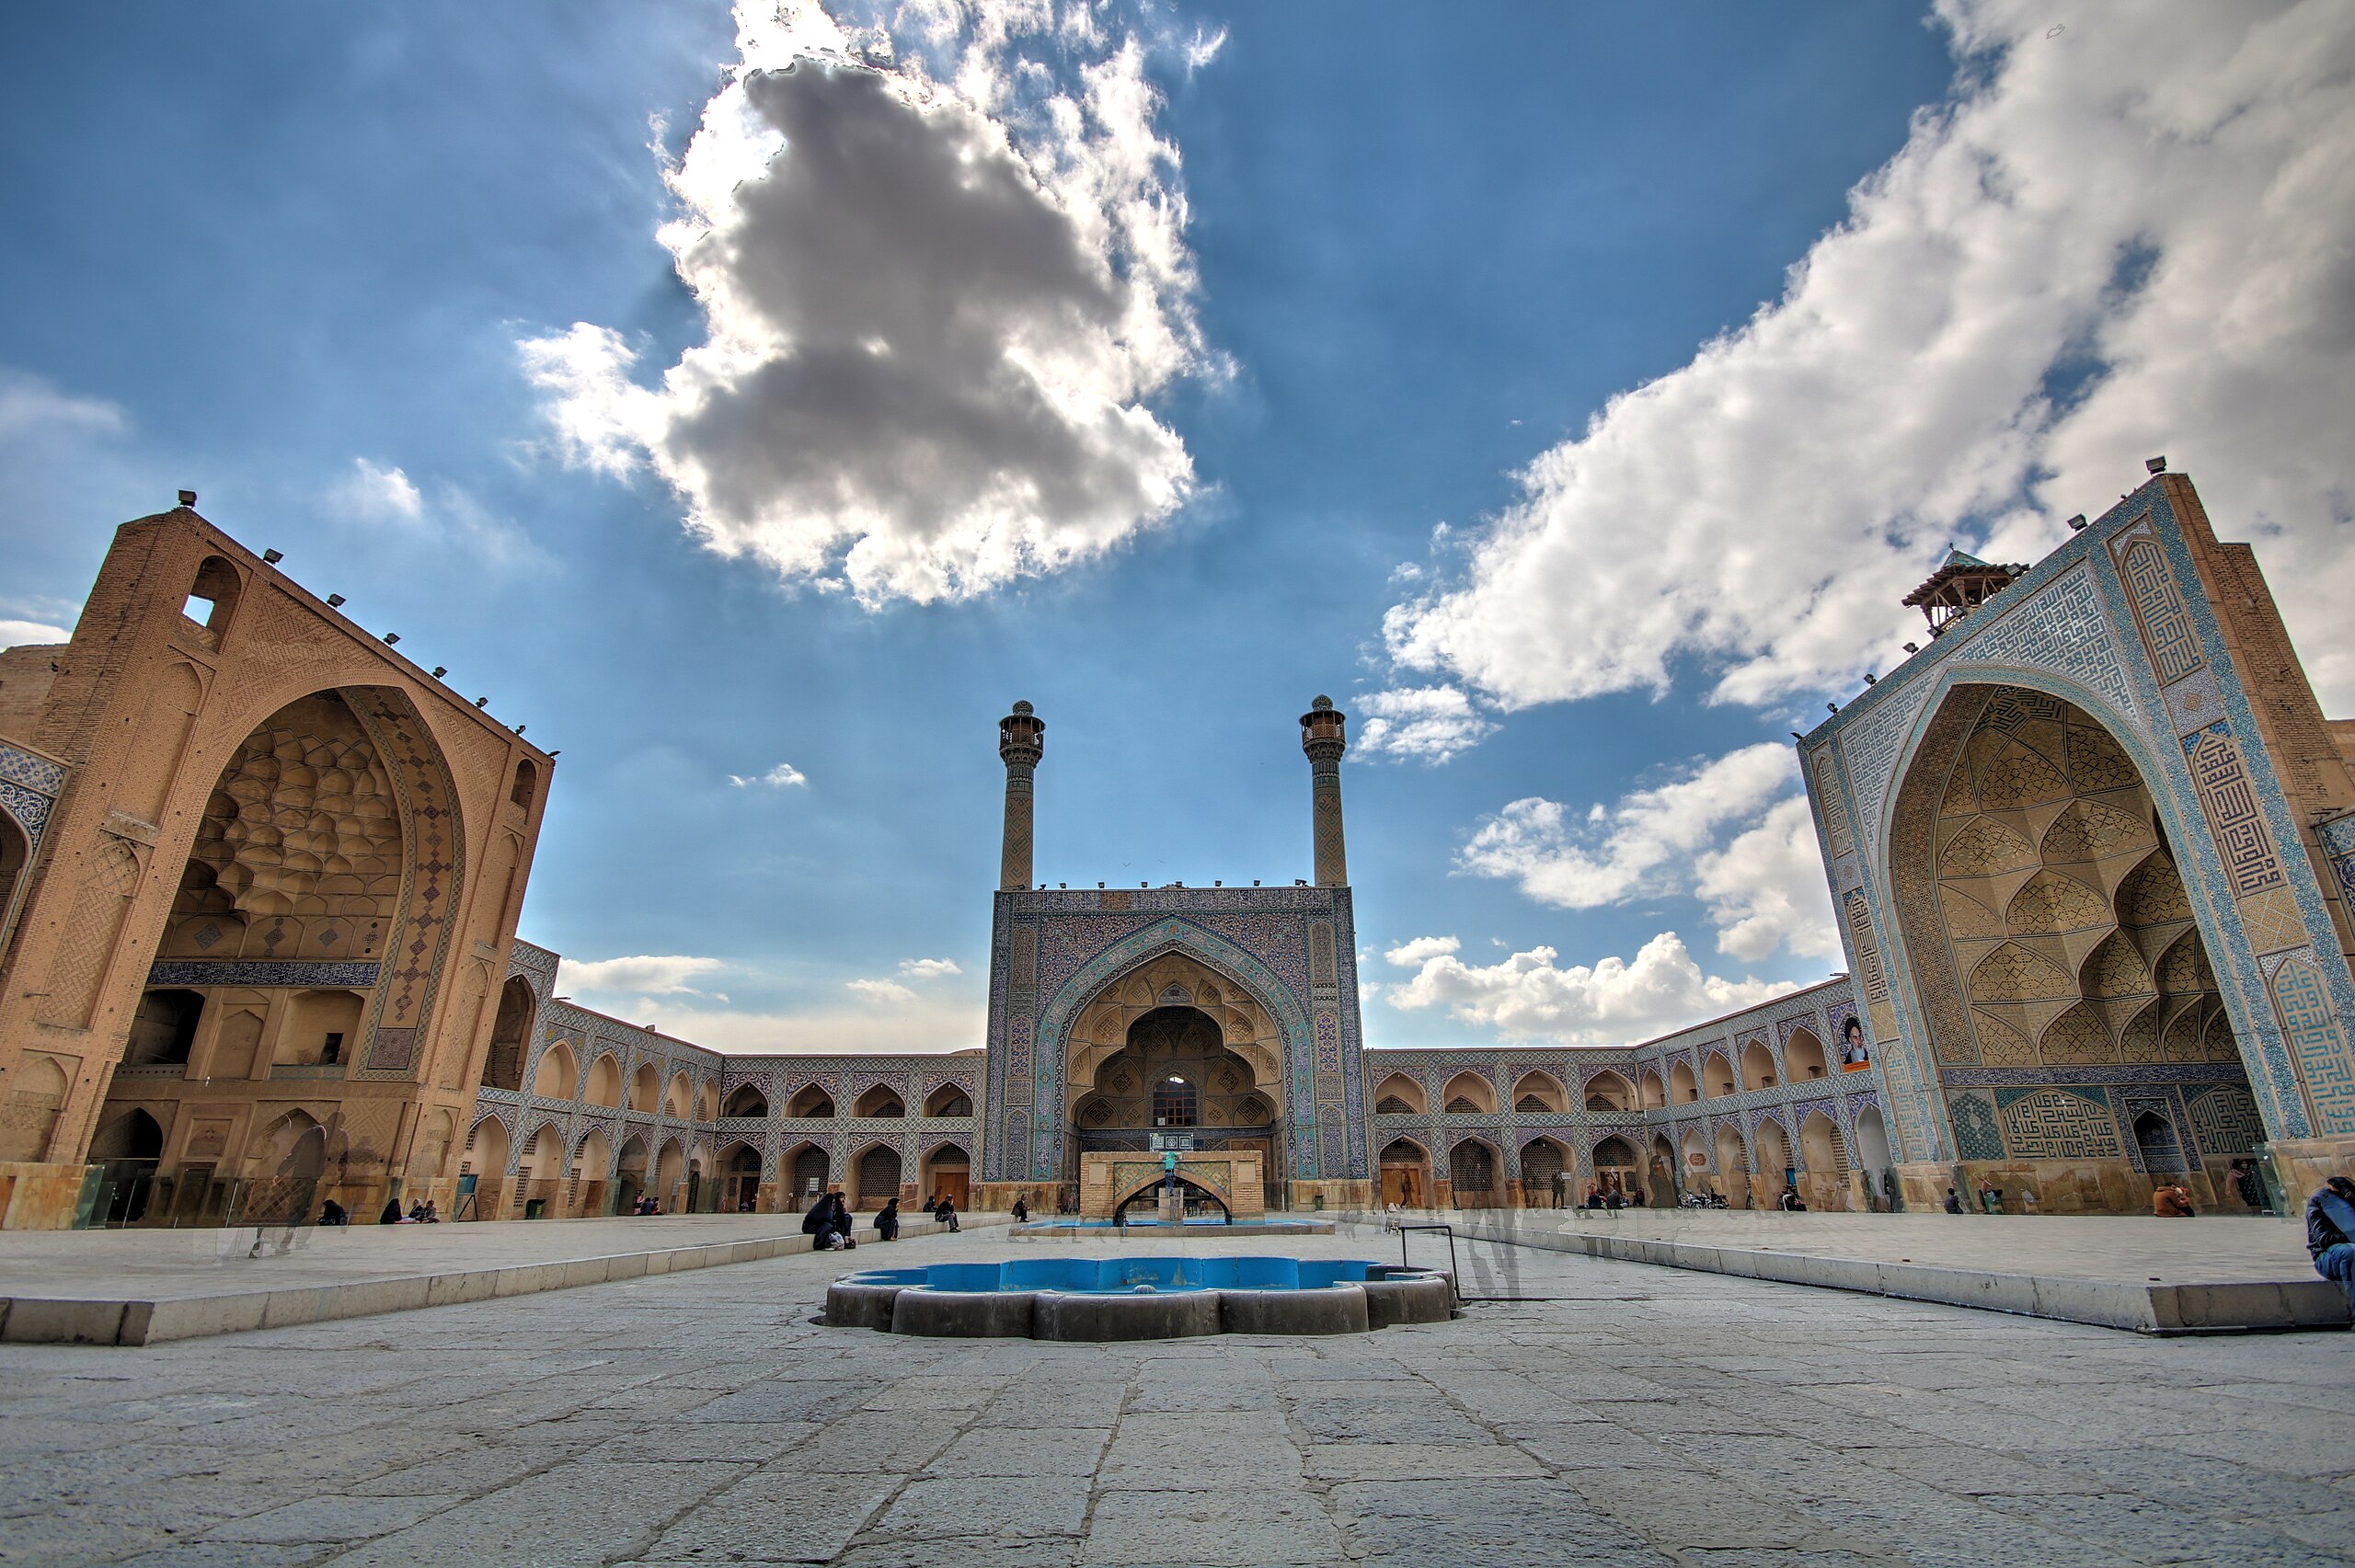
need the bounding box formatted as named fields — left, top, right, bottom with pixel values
left=2305, top=1175, right=2355, bottom=1312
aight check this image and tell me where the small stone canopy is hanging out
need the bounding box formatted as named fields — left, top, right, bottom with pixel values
left=1902, top=547, right=2028, bottom=636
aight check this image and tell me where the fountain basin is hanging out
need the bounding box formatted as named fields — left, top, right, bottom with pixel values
left=826, top=1255, right=1452, bottom=1340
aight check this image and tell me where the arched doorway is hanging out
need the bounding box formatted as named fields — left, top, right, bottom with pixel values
left=654, top=1139, right=684, bottom=1210
left=90, top=1107, right=167, bottom=1224
left=2132, top=1109, right=2187, bottom=1175
left=615, top=1135, right=649, bottom=1214
left=853, top=1144, right=902, bottom=1210
left=126, top=990, right=205, bottom=1067
left=1648, top=1135, right=1678, bottom=1207
left=718, top=1142, right=762, bottom=1212
left=1379, top=1137, right=1430, bottom=1207
left=1521, top=1137, right=1568, bottom=1207
left=921, top=1143, right=971, bottom=1211
left=243, top=1110, right=324, bottom=1227
left=464, top=1116, right=511, bottom=1218
left=1591, top=1135, right=1639, bottom=1202
left=1755, top=1119, right=1793, bottom=1201
left=1714, top=1124, right=1750, bottom=1205
left=1449, top=1139, right=1499, bottom=1207
left=1855, top=1105, right=1894, bottom=1208
left=788, top=1143, right=830, bottom=1207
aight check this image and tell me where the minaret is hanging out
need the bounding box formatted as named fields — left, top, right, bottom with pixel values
left=997, top=700, right=1045, bottom=890
left=1300, top=694, right=1349, bottom=887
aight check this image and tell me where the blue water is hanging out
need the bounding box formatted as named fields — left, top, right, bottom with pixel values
left=842, top=1256, right=1388, bottom=1295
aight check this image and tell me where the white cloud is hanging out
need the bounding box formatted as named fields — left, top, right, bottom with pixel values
left=621, top=990, right=981, bottom=1054
left=1383, top=1, right=2355, bottom=713
left=520, top=0, right=1213, bottom=608
left=0, top=618, right=72, bottom=648
left=897, top=956, right=962, bottom=980
left=1352, top=685, right=1499, bottom=764
left=845, top=977, right=916, bottom=1003
left=1694, top=795, right=1840, bottom=964
left=556, top=954, right=726, bottom=997
left=729, top=761, right=809, bottom=788
left=1384, top=931, right=1792, bottom=1047
left=1383, top=935, right=1461, bottom=967
left=335, top=457, right=423, bottom=520
left=0, top=369, right=125, bottom=441
left=1455, top=743, right=1834, bottom=963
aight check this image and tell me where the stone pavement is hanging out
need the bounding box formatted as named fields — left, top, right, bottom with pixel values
left=1383, top=1208, right=2346, bottom=1333
left=0, top=1214, right=1001, bottom=1345
left=3, top=1221, right=2353, bottom=1566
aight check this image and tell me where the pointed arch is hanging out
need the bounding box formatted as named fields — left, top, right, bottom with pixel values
left=785, top=1082, right=834, bottom=1118
left=1373, top=1071, right=1427, bottom=1116
left=1441, top=1071, right=1496, bottom=1115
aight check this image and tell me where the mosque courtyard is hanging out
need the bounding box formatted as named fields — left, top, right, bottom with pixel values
left=4, top=1224, right=2353, bottom=1567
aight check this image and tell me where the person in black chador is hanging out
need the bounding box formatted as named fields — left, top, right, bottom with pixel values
left=801, top=1189, right=840, bottom=1248
left=875, top=1196, right=901, bottom=1241
left=379, top=1197, right=402, bottom=1224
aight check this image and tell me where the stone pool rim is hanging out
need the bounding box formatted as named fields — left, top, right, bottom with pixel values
left=824, top=1253, right=1453, bottom=1340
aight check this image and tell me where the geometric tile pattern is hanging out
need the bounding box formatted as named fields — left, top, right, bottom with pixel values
left=1996, top=1084, right=2121, bottom=1159
left=2273, top=955, right=2355, bottom=1134
left=1948, top=1090, right=2005, bottom=1160
left=2185, top=1082, right=2267, bottom=1159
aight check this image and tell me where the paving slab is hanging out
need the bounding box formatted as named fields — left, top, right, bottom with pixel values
left=0, top=1212, right=1002, bottom=1345
left=1361, top=1207, right=2349, bottom=1333
left=0, top=1225, right=2350, bottom=1565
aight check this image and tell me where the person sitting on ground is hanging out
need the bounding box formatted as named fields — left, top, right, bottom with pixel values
left=801, top=1188, right=836, bottom=1245
left=318, top=1198, right=348, bottom=1226
left=2304, top=1175, right=2355, bottom=1309
left=1012, top=1197, right=1029, bottom=1223
left=1943, top=1187, right=1964, bottom=1214
left=876, top=1196, right=900, bottom=1242
left=645, top=1198, right=659, bottom=1217
left=1978, top=1182, right=2005, bottom=1215
left=380, top=1196, right=402, bottom=1224
left=1630, top=1186, right=1646, bottom=1208
left=2153, top=1184, right=2195, bottom=1218
left=936, top=1195, right=959, bottom=1232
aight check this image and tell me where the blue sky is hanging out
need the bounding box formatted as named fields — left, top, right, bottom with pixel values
left=5, top=3, right=2349, bottom=1054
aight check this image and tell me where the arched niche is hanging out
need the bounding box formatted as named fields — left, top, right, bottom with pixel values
left=1514, top=1070, right=1568, bottom=1114
left=721, top=1083, right=771, bottom=1119
left=533, top=1041, right=579, bottom=1101
left=718, top=1140, right=764, bottom=1212
left=1373, top=1071, right=1427, bottom=1116
left=481, top=977, right=534, bottom=1092
left=1785, top=1028, right=1829, bottom=1082
left=853, top=1085, right=905, bottom=1118
left=1701, top=1052, right=1737, bottom=1099
left=277, top=990, right=363, bottom=1068
left=629, top=1063, right=659, bottom=1113
left=0, top=1057, right=70, bottom=1162
left=1637, top=1070, right=1667, bottom=1109
left=1755, top=1117, right=1792, bottom=1183
left=786, top=1083, right=834, bottom=1118
left=582, top=1054, right=623, bottom=1109
left=1074, top=1006, right=1275, bottom=1136
left=126, top=989, right=205, bottom=1067
left=665, top=1071, right=694, bottom=1118
left=920, top=1142, right=971, bottom=1209
left=1579, top=1070, right=1629, bottom=1113
left=851, top=1142, right=902, bottom=1208
left=1739, top=1042, right=1775, bottom=1092
left=923, top=1083, right=972, bottom=1118
left=1441, top=1071, right=1496, bottom=1116
left=1886, top=684, right=2243, bottom=1078
left=1062, top=950, right=1286, bottom=1109
left=1669, top=1061, right=1699, bottom=1104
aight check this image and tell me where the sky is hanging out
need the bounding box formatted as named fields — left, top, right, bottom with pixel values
left=3, top=2, right=2350, bottom=1056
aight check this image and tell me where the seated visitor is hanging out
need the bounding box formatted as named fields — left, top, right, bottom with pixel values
left=318, top=1198, right=347, bottom=1226
left=935, top=1195, right=959, bottom=1231
left=1011, top=1197, right=1029, bottom=1222
left=2153, top=1184, right=2195, bottom=1218
left=380, top=1197, right=402, bottom=1225
left=2305, top=1176, right=2355, bottom=1304
left=875, top=1196, right=900, bottom=1241
left=1943, top=1188, right=1964, bottom=1214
